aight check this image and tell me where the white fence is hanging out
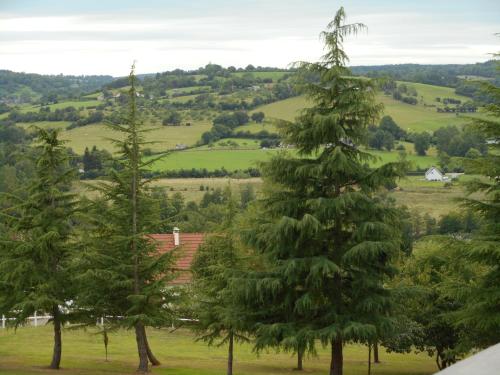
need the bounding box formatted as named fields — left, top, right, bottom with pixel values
left=1, top=312, right=53, bottom=328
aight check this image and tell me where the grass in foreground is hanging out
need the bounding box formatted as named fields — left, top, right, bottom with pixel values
left=0, top=326, right=436, bottom=375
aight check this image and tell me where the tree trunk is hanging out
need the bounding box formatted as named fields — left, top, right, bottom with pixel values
left=373, top=342, right=380, bottom=363
left=227, top=331, right=234, bottom=375
left=135, top=322, right=149, bottom=373
left=50, top=306, right=62, bottom=369
left=296, top=346, right=304, bottom=371
left=368, top=344, right=371, bottom=375
left=329, top=337, right=343, bottom=375
left=141, top=325, right=160, bottom=366
left=104, top=329, right=109, bottom=361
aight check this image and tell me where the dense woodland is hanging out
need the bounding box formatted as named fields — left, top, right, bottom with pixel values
left=0, top=6, right=499, bottom=375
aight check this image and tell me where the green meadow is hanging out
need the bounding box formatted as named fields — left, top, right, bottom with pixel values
left=0, top=326, right=436, bottom=375
left=59, top=121, right=212, bottom=154
left=252, top=82, right=475, bottom=133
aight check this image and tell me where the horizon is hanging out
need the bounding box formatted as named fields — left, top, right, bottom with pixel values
left=1, top=0, right=499, bottom=76
left=1, top=59, right=496, bottom=78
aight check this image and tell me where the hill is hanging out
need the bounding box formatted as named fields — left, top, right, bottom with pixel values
left=0, top=70, right=113, bottom=104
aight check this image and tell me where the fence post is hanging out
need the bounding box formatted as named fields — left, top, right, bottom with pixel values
left=1, top=315, right=5, bottom=329
left=34, top=311, right=38, bottom=327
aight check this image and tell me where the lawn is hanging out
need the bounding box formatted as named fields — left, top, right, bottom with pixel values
left=0, top=326, right=436, bottom=375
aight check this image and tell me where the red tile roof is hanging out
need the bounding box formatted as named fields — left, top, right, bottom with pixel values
left=150, top=233, right=205, bottom=285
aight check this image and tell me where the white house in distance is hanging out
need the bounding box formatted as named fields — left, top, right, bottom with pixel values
left=425, top=166, right=449, bottom=181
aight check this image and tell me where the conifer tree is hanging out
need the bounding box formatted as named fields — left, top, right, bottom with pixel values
left=450, top=57, right=500, bottom=347
left=239, top=8, right=405, bottom=375
left=0, top=128, right=78, bottom=369
left=191, top=189, right=249, bottom=375
left=74, top=65, right=176, bottom=373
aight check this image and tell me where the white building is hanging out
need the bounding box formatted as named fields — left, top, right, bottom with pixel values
left=425, top=166, right=449, bottom=181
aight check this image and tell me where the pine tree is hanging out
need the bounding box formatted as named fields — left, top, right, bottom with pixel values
left=239, top=8, right=405, bottom=375
left=191, top=189, right=249, bottom=375
left=0, top=128, right=78, bottom=369
left=74, top=65, right=177, bottom=373
left=451, top=57, right=500, bottom=347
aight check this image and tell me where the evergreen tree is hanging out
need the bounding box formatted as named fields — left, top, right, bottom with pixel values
left=0, top=128, right=78, bottom=369
left=449, top=57, right=500, bottom=348
left=74, top=65, right=177, bottom=373
left=191, top=190, right=249, bottom=375
left=239, top=8, right=405, bottom=375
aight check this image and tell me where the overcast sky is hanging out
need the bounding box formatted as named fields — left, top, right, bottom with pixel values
left=0, top=0, right=498, bottom=76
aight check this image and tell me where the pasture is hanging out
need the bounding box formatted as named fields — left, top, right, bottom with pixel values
left=149, top=139, right=438, bottom=173
left=59, top=121, right=212, bottom=154
left=18, top=100, right=102, bottom=113
left=149, top=148, right=283, bottom=172
left=253, top=81, right=475, bottom=132
left=0, top=326, right=436, bottom=375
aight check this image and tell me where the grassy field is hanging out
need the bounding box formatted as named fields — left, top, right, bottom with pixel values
left=253, top=81, right=475, bottom=133
left=150, top=148, right=283, bottom=172
left=0, top=326, right=436, bottom=375
left=17, top=121, right=71, bottom=131
left=74, top=171, right=473, bottom=219
left=60, top=121, right=212, bottom=154
left=392, top=175, right=481, bottom=217
left=232, top=71, right=288, bottom=80
left=150, top=140, right=439, bottom=173
left=18, top=100, right=102, bottom=113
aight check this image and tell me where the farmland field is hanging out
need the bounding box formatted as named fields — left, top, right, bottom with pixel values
left=17, top=121, right=70, bottom=131
left=150, top=148, right=285, bottom=172
left=149, top=139, right=438, bottom=172
left=18, top=100, right=102, bottom=113
left=232, top=71, right=288, bottom=80
left=60, top=121, right=212, bottom=154
left=253, top=81, right=475, bottom=132
left=0, top=326, right=436, bottom=375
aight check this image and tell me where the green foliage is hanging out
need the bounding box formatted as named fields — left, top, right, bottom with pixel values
left=379, top=115, right=406, bottom=140
left=447, top=59, right=500, bottom=348
left=0, top=128, right=78, bottom=368
left=73, top=66, right=177, bottom=372
left=191, top=192, right=250, bottom=374
left=413, top=132, right=431, bottom=155
left=385, top=240, right=473, bottom=370
left=237, top=8, right=406, bottom=375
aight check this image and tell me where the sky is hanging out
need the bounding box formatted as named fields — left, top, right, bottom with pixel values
left=0, top=0, right=498, bottom=76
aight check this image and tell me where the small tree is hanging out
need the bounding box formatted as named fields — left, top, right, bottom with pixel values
left=251, top=111, right=265, bottom=123
left=0, top=128, right=78, bottom=369
left=163, top=111, right=182, bottom=126
left=414, top=133, right=431, bottom=156
left=75, top=65, right=177, bottom=373
left=191, top=191, right=249, bottom=375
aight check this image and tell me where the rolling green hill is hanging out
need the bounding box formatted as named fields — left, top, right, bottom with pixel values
left=252, top=82, right=474, bottom=133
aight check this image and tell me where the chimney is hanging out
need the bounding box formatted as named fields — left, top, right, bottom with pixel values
left=173, top=227, right=180, bottom=246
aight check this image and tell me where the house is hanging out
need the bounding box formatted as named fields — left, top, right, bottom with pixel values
left=150, top=228, right=204, bottom=285
left=425, top=166, right=448, bottom=181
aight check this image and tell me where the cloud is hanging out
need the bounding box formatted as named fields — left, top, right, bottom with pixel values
left=0, top=0, right=498, bottom=75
